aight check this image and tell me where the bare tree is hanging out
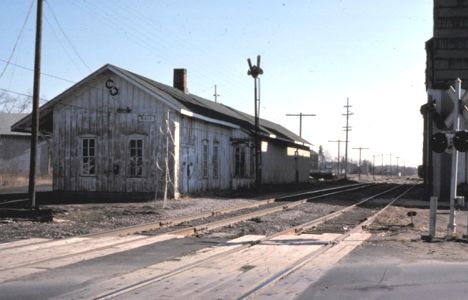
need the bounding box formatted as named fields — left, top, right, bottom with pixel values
left=0, top=90, right=47, bottom=113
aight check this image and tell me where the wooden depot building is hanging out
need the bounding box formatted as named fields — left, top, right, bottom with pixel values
left=12, top=64, right=312, bottom=198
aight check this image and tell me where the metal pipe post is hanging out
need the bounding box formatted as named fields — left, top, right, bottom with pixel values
left=254, top=78, right=261, bottom=188
left=429, top=196, right=438, bottom=239
left=448, top=78, right=462, bottom=236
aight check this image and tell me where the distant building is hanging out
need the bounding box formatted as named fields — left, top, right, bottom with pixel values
left=310, top=149, right=319, bottom=171
left=423, top=0, right=468, bottom=199
left=13, top=64, right=312, bottom=197
left=0, top=112, right=50, bottom=179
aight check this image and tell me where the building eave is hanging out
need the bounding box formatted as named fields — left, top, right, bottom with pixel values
left=180, top=109, right=240, bottom=129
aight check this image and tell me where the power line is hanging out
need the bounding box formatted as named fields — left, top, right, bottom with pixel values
left=0, top=0, right=34, bottom=80
left=69, top=0, right=247, bottom=102
left=0, top=88, right=48, bottom=103
left=352, top=147, right=369, bottom=180
left=328, top=139, right=346, bottom=177
left=285, top=112, right=316, bottom=138
left=44, top=1, right=92, bottom=72
left=110, top=1, right=248, bottom=90
left=43, top=14, right=86, bottom=76
left=0, top=58, right=76, bottom=84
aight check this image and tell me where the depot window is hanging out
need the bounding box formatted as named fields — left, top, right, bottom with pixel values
left=213, top=141, right=219, bottom=178
left=81, top=137, right=96, bottom=176
left=203, top=140, right=209, bottom=178
left=129, top=138, right=143, bottom=177
left=234, top=145, right=246, bottom=178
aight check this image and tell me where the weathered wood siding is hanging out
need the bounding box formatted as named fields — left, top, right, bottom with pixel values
left=51, top=68, right=311, bottom=195
left=261, top=141, right=311, bottom=184
left=178, top=117, right=254, bottom=193
left=53, top=70, right=177, bottom=194
left=0, top=136, right=49, bottom=176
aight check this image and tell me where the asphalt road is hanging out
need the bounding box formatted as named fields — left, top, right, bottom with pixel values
left=297, top=244, right=468, bottom=300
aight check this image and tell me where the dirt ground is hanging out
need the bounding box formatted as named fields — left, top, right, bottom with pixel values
left=0, top=198, right=257, bottom=242
left=367, top=200, right=468, bottom=261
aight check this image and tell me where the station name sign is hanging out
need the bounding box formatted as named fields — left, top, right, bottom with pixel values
left=138, top=115, right=155, bottom=122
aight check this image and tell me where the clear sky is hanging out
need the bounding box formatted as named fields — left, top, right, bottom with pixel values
left=0, top=0, right=433, bottom=168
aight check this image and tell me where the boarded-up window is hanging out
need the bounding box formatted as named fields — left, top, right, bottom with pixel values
left=81, top=138, right=96, bottom=176
left=129, top=139, right=143, bottom=177
left=234, top=145, right=246, bottom=178
left=203, top=140, right=209, bottom=178
left=213, top=141, right=219, bottom=178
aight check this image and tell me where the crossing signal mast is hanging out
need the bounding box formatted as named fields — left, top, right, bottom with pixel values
left=247, top=55, right=264, bottom=189
left=428, top=78, right=468, bottom=238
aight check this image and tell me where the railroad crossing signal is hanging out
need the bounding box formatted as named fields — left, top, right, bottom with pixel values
left=430, top=130, right=468, bottom=153
left=429, top=78, right=468, bottom=236
left=430, top=132, right=448, bottom=153
left=453, top=130, right=468, bottom=152
left=444, top=82, right=468, bottom=129
left=431, top=78, right=468, bottom=153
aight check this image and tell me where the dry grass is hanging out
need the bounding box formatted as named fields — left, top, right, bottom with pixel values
left=0, top=175, right=51, bottom=188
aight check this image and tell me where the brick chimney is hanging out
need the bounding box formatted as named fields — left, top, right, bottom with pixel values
left=173, top=68, right=188, bottom=94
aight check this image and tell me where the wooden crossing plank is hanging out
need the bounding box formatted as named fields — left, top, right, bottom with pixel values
left=0, top=235, right=145, bottom=270
left=51, top=235, right=265, bottom=300
left=110, top=234, right=337, bottom=300
left=0, top=238, right=50, bottom=250
left=0, top=234, right=181, bottom=283
left=253, top=232, right=372, bottom=300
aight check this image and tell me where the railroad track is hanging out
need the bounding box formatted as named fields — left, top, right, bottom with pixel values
left=0, top=198, right=29, bottom=207
left=42, top=183, right=412, bottom=300
left=238, top=184, right=415, bottom=300
left=74, top=182, right=370, bottom=238
left=0, top=183, right=373, bottom=280
left=0, top=183, right=412, bottom=300
left=0, top=183, right=368, bottom=256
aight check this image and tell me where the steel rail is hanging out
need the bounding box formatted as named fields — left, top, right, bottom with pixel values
left=0, top=198, right=275, bottom=253
left=84, top=198, right=278, bottom=238
left=0, top=183, right=370, bottom=270
left=84, top=183, right=368, bottom=238
left=0, top=183, right=365, bottom=251
left=238, top=184, right=416, bottom=300
left=92, top=183, right=400, bottom=300
left=154, top=184, right=371, bottom=237
left=0, top=198, right=29, bottom=206
left=274, top=182, right=366, bottom=201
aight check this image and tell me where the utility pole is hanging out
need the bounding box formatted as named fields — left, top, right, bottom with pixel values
left=342, top=98, right=353, bottom=180
left=372, top=155, right=376, bottom=180
left=353, top=147, right=369, bottom=181
left=247, top=55, right=263, bottom=190
left=286, top=113, right=316, bottom=137
left=396, top=156, right=400, bottom=177
left=28, top=0, right=43, bottom=210
left=213, top=84, right=220, bottom=103
left=381, top=153, right=384, bottom=176
left=329, top=139, right=345, bottom=177
left=388, top=153, right=393, bottom=176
